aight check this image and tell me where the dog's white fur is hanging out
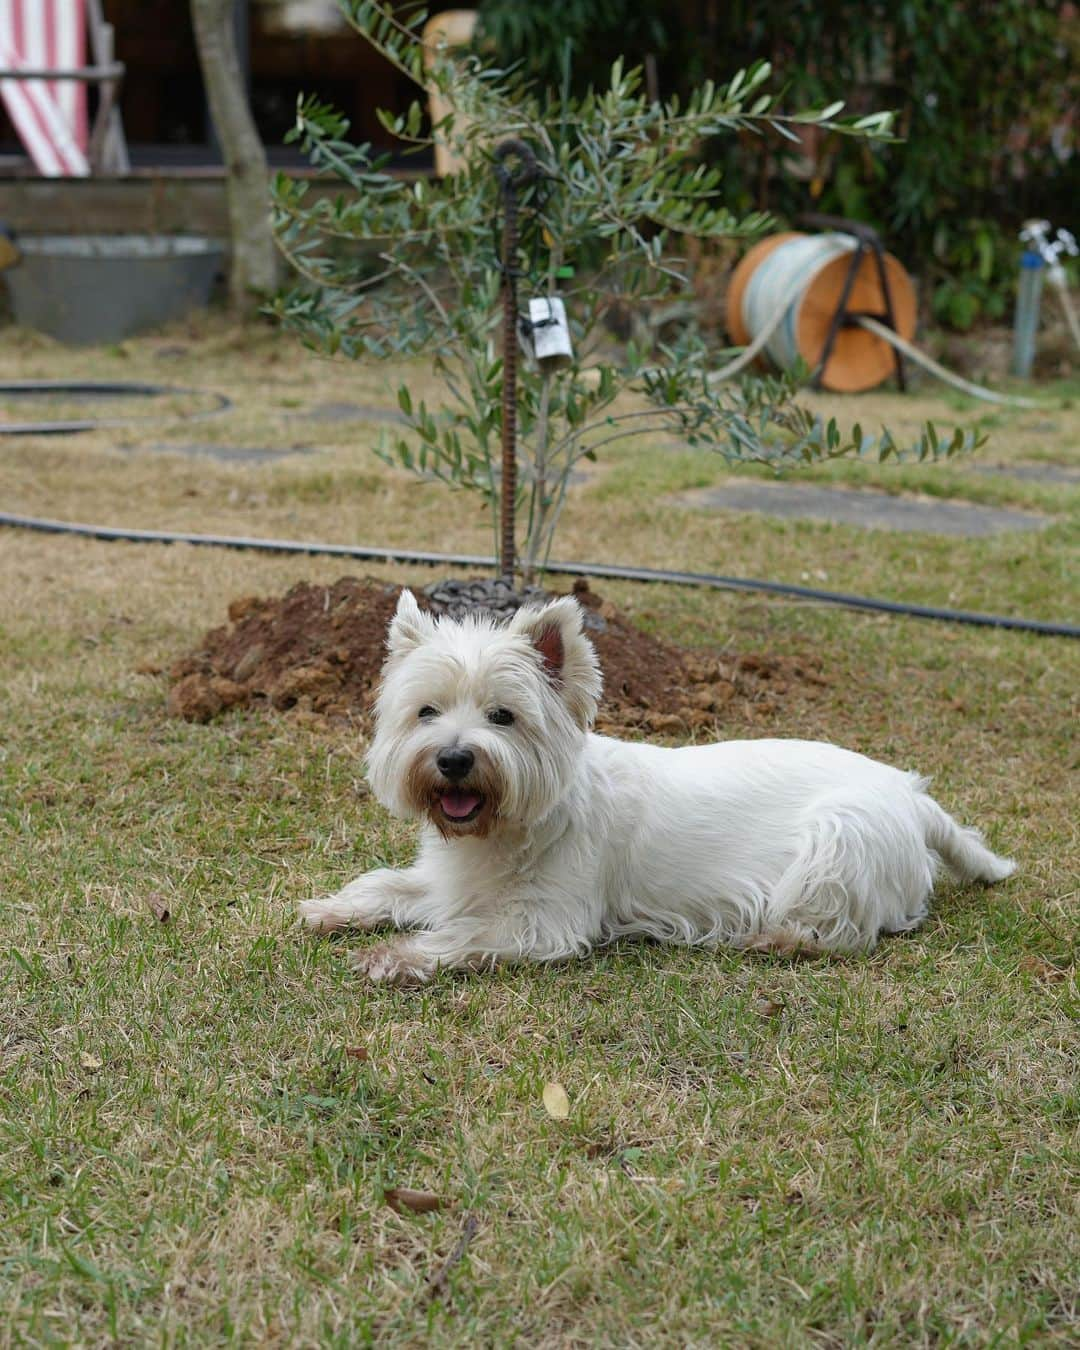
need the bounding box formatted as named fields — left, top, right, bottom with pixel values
left=301, top=591, right=1015, bottom=985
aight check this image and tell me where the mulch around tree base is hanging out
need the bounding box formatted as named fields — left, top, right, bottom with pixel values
left=167, top=576, right=825, bottom=736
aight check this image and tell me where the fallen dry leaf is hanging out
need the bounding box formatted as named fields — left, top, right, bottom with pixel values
left=80, top=1052, right=103, bottom=1071
left=543, top=1082, right=571, bottom=1119
left=1019, top=955, right=1069, bottom=983
left=385, top=1187, right=442, bottom=1215
left=144, top=893, right=171, bottom=923
left=345, top=1045, right=369, bottom=1061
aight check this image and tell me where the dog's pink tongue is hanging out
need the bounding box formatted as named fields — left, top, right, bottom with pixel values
left=441, top=789, right=481, bottom=819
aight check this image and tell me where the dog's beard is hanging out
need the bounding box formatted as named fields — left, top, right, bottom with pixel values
left=405, top=754, right=502, bottom=839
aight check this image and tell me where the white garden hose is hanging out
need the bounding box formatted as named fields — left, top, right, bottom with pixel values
left=702, top=268, right=819, bottom=385
left=636, top=263, right=821, bottom=387
left=1026, top=223, right=1080, bottom=357
left=1048, top=265, right=1080, bottom=354
left=742, top=233, right=857, bottom=372
left=716, top=232, right=1051, bottom=408
left=853, top=316, right=1043, bottom=408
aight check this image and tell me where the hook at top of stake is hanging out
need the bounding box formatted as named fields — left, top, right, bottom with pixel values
left=493, top=138, right=538, bottom=195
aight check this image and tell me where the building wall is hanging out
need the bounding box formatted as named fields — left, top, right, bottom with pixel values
left=1, top=1, right=455, bottom=165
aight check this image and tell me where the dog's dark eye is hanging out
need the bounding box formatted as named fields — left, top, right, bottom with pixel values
left=418, top=705, right=439, bottom=721
left=487, top=708, right=515, bottom=727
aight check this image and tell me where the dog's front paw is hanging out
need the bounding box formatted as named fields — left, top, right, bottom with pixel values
left=299, top=895, right=352, bottom=933
left=350, top=941, right=433, bottom=988
left=741, top=924, right=826, bottom=958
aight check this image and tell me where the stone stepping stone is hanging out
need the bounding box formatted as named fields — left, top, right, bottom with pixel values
left=969, top=462, right=1080, bottom=486
left=292, top=401, right=406, bottom=425
left=679, top=481, right=1050, bottom=536
left=143, top=443, right=313, bottom=463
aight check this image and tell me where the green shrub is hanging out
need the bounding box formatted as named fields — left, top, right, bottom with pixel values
left=270, top=3, right=979, bottom=580
left=478, top=0, right=1079, bottom=330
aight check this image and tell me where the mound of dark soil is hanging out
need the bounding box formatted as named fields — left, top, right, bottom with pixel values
left=167, top=576, right=824, bottom=736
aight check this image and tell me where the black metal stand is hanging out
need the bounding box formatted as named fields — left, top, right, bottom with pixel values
left=799, top=213, right=906, bottom=391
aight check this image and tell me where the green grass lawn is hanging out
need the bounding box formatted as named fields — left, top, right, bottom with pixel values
left=0, top=321, right=1077, bottom=1344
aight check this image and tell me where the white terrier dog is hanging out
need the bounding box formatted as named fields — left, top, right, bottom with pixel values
left=301, top=591, right=1014, bottom=985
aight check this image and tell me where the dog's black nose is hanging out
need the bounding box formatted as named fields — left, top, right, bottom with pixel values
left=436, top=746, right=475, bottom=782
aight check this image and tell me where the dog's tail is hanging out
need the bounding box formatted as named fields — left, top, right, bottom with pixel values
left=916, top=787, right=1016, bottom=884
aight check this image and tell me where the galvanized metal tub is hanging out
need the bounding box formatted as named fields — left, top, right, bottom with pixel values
left=4, top=235, right=225, bottom=344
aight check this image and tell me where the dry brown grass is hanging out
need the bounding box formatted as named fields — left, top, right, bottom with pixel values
left=0, top=317, right=1077, bottom=1345
left=2, top=314, right=1077, bottom=624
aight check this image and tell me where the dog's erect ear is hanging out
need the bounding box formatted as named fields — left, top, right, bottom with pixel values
left=387, top=589, right=436, bottom=654
left=510, top=596, right=602, bottom=727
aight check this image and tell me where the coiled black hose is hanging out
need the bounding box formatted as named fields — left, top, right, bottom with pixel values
left=0, top=380, right=232, bottom=434
left=0, top=511, right=1075, bottom=638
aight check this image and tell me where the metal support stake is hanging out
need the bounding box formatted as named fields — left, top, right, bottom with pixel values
left=494, top=139, right=537, bottom=583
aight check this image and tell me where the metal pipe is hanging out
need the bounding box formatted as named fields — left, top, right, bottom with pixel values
left=493, top=138, right=537, bottom=582
left=0, top=63, right=124, bottom=79
left=1012, top=250, right=1045, bottom=379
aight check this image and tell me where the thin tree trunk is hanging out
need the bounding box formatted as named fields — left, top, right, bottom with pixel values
left=190, top=0, right=278, bottom=312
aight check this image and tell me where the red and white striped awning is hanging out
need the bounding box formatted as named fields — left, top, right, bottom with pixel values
left=0, top=0, right=90, bottom=176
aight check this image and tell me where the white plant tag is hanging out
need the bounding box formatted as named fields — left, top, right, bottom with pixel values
left=523, top=296, right=573, bottom=365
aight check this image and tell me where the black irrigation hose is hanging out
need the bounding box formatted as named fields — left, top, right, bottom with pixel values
left=1, top=510, right=1076, bottom=638
left=0, top=381, right=233, bottom=435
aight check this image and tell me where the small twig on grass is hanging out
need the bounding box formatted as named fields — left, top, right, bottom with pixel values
left=426, top=1213, right=480, bottom=1302
left=1029, top=905, right=1077, bottom=957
